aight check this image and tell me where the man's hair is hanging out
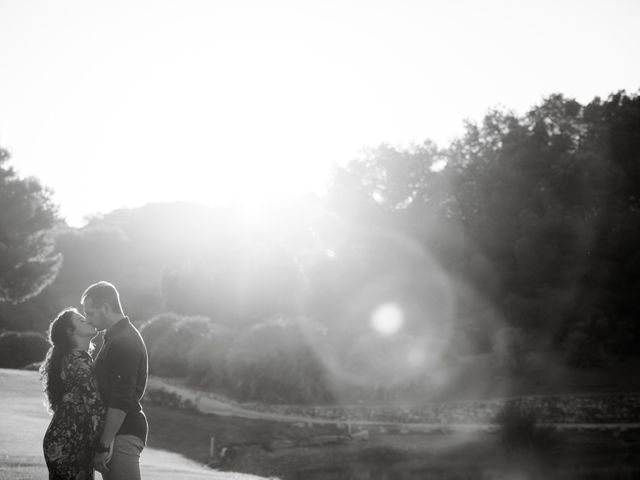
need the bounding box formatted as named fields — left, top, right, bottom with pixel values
left=81, top=281, right=124, bottom=315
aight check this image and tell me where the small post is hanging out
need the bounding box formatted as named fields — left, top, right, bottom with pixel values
left=209, top=436, right=215, bottom=459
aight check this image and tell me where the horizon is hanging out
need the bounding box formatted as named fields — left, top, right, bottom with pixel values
left=1, top=0, right=639, bottom=226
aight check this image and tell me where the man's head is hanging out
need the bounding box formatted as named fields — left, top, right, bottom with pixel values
left=81, top=281, right=124, bottom=331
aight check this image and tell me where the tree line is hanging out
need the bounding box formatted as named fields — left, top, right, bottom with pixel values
left=1, top=90, right=639, bottom=402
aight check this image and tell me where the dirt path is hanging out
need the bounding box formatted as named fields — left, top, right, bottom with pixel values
left=0, top=369, right=266, bottom=480
left=148, top=377, right=640, bottom=432
left=148, top=377, right=350, bottom=425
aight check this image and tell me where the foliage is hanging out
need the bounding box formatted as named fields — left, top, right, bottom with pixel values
left=0, top=147, right=61, bottom=304
left=0, top=286, right=63, bottom=333
left=0, top=330, right=49, bottom=368
left=51, top=221, right=163, bottom=321
left=140, top=313, right=212, bottom=377
left=186, top=324, right=234, bottom=389
left=326, top=90, right=640, bottom=363
left=139, top=313, right=179, bottom=352
left=5, top=89, right=640, bottom=402
left=225, top=317, right=332, bottom=404
left=143, top=387, right=197, bottom=412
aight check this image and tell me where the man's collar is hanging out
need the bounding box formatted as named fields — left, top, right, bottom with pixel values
left=104, top=317, right=130, bottom=342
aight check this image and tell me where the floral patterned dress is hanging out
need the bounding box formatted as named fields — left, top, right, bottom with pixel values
left=43, top=350, right=105, bottom=480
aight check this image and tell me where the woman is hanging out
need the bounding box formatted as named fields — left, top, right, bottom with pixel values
left=40, top=308, right=106, bottom=480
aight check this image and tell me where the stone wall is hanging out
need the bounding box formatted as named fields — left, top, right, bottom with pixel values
left=247, top=393, right=640, bottom=424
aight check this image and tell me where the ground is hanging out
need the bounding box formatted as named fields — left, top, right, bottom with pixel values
left=143, top=378, right=640, bottom=479
left=4, top=367, right=640, bottom=479
left=0, top=368, right=266, bottom=480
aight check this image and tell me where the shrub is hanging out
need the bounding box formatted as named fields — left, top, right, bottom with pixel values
left=186, top=323, right=235, bottom=389
left=140, top=313, right=180, bottom=351
left=141, top=313, right=211, bottom=377
left=226, top=317, right=332, bottom=404
left=143, top=387, right=197, bottom=412
left=0, top=331, right=49, bottom=368
left=151, top=329, right=195, bottom=377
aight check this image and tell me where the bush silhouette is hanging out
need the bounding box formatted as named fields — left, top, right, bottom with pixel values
left=226, top=317, right=331, bottom=404
left=0, top=331, right=49, bottom=368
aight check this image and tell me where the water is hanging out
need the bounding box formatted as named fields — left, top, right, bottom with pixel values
left=287, top=457, right=640, bottom=480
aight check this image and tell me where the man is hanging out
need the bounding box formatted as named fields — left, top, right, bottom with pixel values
left=82, top=281, right=148, bottom=480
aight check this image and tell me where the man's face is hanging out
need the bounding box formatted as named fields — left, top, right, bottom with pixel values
left=83, top=298, right=107, bottom=331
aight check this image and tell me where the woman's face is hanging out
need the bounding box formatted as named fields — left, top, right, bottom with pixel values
left=71, top=313, right=97, bottom=340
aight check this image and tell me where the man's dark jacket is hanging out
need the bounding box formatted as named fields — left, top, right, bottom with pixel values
left=94, top=317, right=148, bottom=443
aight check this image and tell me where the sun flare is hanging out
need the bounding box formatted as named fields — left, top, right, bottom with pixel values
left=370, top=302, right=404, bottom=336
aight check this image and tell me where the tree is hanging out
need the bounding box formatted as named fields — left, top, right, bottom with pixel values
left=0, top=146, right=61, bottom=303
left=324, top=90, right=640, bottom=363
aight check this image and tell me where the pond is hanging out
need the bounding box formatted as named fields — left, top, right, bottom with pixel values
left=217, top=428, right=640, bottom=480
left=283, top=441, right=640, bottom=480
left=289, top=460, right=640, bottom=480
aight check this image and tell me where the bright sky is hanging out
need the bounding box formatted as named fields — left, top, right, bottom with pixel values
left=1, top=0, right=639, bottom=226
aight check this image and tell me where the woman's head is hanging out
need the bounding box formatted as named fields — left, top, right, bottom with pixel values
left=40, top=308, right=97, bottom=412
left=48, top=308, right=97, bottom=352
left=47, top=308, right=77, bottom=352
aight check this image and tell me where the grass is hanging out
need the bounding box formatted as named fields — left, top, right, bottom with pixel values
left=0, top=369, right=51, bottom=480
left=0, top=368, right=265, bottom=480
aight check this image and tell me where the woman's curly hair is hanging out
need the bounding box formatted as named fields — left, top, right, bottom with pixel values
left=39, top=308, right=80, bottom=413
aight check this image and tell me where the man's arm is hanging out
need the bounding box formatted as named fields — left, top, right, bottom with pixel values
left=94, top=407, right=127, bottom=473
left=100, top=407, right=128, bottom=444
